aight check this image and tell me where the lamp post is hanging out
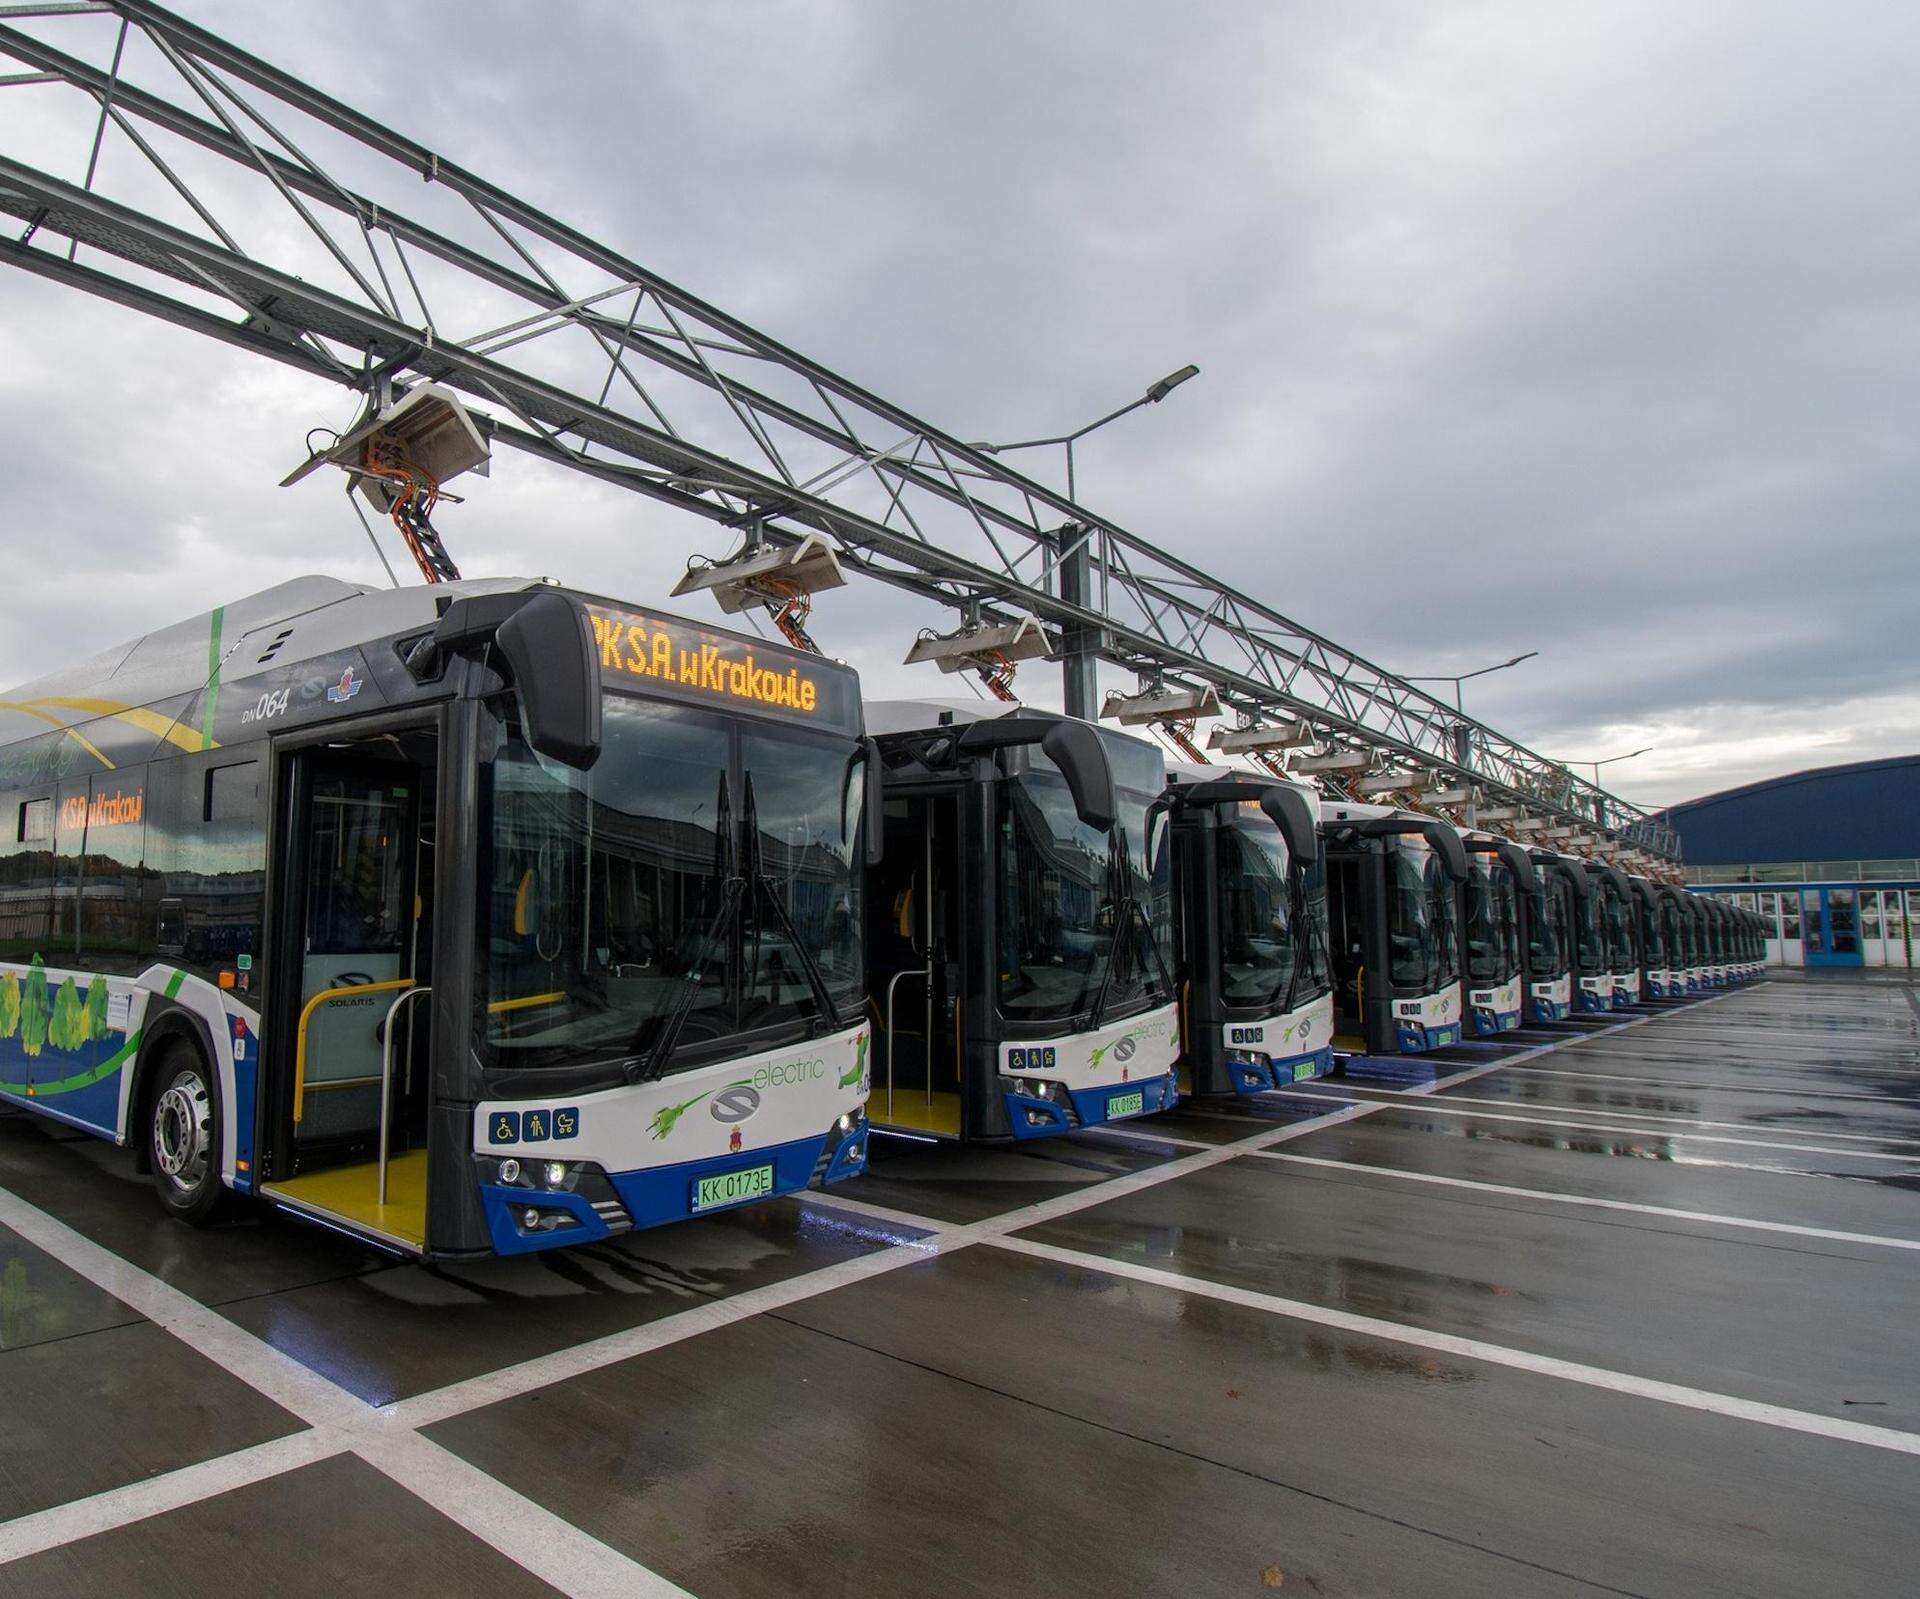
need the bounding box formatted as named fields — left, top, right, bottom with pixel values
left=971, top=364, right=1199, bottom=501
left=1404, top=651, right=1539, bottom=712
left=1555, top=746, right=1653, bottom=825
left=1560, top=747, right=1653, bottom=787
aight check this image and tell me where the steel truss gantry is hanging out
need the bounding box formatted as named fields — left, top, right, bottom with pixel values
left=0, top=0, right=1677, bottom=858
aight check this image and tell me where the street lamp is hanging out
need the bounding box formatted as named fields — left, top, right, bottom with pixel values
left=1559, top=747, right=1653, bottom=786
left=970, top=364, right=1199, bottom=501
left=1403, top=650, right=1539, bottom=712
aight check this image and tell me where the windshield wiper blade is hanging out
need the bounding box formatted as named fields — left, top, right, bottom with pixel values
left=1088, top=896, right=1174, bottom=1032
left=631, top=876, right=744, bottom=1083
left=743, top=774, right=844, bottom=1033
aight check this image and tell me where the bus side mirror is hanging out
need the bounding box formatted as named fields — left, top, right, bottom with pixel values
left=1039, top=720, right=1116, bottom=832
left=496, top=592, right=602, bottom=770
left=1419, top=820, right=1470, bottom=882
left=1258, top=786, right=1320, bottom=865
left=863, top=737, right=885, bottom=866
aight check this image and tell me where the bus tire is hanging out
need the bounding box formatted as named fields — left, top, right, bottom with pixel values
left=147, top=1038, right=224, bottom=1225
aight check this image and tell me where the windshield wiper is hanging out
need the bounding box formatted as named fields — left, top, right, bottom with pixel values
left=1088, top=896, right=1175, bottom=1032
left=631, top=775, right=740, bottom=1083
left=743, top=774, right=844, bottom=1033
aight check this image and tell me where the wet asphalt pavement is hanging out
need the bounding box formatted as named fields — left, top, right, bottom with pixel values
left=1, top=971, right=1916, bottom=1597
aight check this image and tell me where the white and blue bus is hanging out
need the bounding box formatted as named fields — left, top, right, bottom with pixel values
left=860, top=701, right=1179, bottom=1141
left=0, top=575, right=875, bottom=1257
left=1163, top=764, right=1333, bottom=1096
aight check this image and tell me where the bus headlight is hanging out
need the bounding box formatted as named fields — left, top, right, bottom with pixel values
left=499, top=1158, right=521, bottom=1184
left=1000, top=1075, right=1065, bottom=1105
left=1224, top=1048, right=1268, bottom=1068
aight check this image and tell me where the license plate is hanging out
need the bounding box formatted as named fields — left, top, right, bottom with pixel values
left=692, top=1164, right=774, bottom=1213
left=1292, top=1058, right=1318, bottom=1081
left=1107, top=1090, right=1145, bottom=1119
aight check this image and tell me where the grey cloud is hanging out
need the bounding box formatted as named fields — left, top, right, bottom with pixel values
left=2, top=0, right=1916, bottom=818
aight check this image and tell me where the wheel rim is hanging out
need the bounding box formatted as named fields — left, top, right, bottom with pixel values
left=153, top=1068, right=212, bottom=1193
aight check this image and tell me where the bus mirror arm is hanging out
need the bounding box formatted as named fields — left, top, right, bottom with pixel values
left=954, top=716, right=1116, bottom=831
left=410, top=589, right=603, bottom=770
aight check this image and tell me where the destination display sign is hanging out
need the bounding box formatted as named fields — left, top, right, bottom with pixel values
left=585, top=604, right=859, bottom=732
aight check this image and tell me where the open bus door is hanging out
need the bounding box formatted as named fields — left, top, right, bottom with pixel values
left=260, top=718, right=441, bottom=1251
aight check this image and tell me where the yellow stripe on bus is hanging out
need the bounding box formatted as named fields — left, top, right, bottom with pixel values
left=28, top=697, right=215, bottom=754
left=0, top=701, right=116, bottom=769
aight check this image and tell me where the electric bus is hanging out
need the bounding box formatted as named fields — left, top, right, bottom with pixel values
left=0, top=575, right=875, bottom=1257
left=1458, top=833, right=1536, bottom=1037
left=1584, top=863, right=1640, bottom=1009
left=1321, top=801, right=1468, bottom=1056
left=1677, top=892, right=1707, bottom=993
left=862, top=701, right=1177, bottom=1141
left=1523, top=848, right=1581, bottom=1022
left=1163, top=764, right=1332, bottom=1095
left=1634, top=879, right=1683, bottom=999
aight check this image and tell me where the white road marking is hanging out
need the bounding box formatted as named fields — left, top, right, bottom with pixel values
left=1500, top=1065, right=1911, bottom=1103
left=0, top=1429, right=345, bottom=1564
left=1254, top=1151, right=1920, bottom=1251
left=1076, top=1124, right=1217, bottom=1151
left=0, top=1188, right=694, bottom=1595
left=1259, top=1094, right=1920, bottom=1161
left=364, top=1432, right=693, bottom=1599
left=1320, top=1085, right=1920, bottom=1146
left=990, top=1234, right=1920, bottom=1459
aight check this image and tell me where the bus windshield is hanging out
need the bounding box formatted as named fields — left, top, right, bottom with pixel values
left=1387, top=834, right=1459, bottom=993
left=1573, top=883, right=1603, bottom=971
left=1603, top=887, right=1635, bottom=970
left=1528, top=882, right=1566, bottom=978
left=478, top=694, right=864, bottom=1075
left=1464, top=855, right=1519, bottom=985
left=997, top=741, right=1171, bottom=1027
left=1640, top=897, right=1666, bottom=964
left=1213, top=800, right=1319, bottom=1011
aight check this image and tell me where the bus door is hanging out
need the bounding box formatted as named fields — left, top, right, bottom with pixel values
left=1325, top=850, right=1367, bottom=1051
left=866, top=789, right=962, bottom=1137
left=263, top=729, right=438, bottom=1249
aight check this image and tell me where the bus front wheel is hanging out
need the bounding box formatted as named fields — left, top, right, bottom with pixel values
left=147, top=1041, right=223, bottom=1224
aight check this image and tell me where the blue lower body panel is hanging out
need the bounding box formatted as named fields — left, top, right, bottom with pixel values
left=1006, top=1071, right=1178, bottom=1141
left=1394, top=1023, right=1459, bottom=1053
left=479, top=1121, right=868, bottom=1256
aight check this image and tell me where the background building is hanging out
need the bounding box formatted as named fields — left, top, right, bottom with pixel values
left=1656, top=755, right=1920, bottom=970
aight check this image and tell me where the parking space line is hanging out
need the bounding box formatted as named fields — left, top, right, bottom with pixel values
left=1262, top=1093, right=1920, bottom=1161
left=361, top=1432, right=693, bottom=1599
left=1320, top=1086, right=1920, bottom=1146
left=0, top=1186, right=702, bottom=1595
left=1499, top=1065, right=1912, bottom=1103
left=1252, top=1152, right=1920, bottom=1251
left=988, top=1235, right=1920, bottom=1459
left=0, top=1429, right=346, bottom=1565
left=1076, top=1125, right=1216, bottom=1152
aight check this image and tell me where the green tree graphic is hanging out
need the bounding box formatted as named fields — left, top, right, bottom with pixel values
left=0, top=970, right=19, bottom=1041
left=19, top=957, right=48, bottom=1059
left=83, top=978, right=109, bottom=1042
left=49, top=977, right=84, bottom=1054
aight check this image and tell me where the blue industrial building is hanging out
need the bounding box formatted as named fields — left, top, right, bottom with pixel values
left=1655, top=754, right=1920, bottom=969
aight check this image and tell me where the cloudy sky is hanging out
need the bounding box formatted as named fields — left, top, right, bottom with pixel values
left=1, top=0, right=1916, bottom=810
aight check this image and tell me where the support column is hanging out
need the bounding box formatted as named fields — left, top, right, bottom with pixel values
left=1057, top=524, right=1100, bottom=722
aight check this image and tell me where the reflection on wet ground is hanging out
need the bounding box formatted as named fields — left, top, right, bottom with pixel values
left=0, top=974, right=1916, bottom=1596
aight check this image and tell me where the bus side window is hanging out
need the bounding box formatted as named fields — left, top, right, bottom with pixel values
left=156, top=898, right=186, bottom=955
left=79, top=768, right=149, bottom=977
left=143, top=756, right=265, bottom=988
left=0, top=791, right=55, bottom=962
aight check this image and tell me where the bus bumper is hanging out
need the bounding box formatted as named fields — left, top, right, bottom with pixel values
left=1005, top=1070, right=1179, bottom=1139
left=477, top=1116, right=869, bottom=1256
